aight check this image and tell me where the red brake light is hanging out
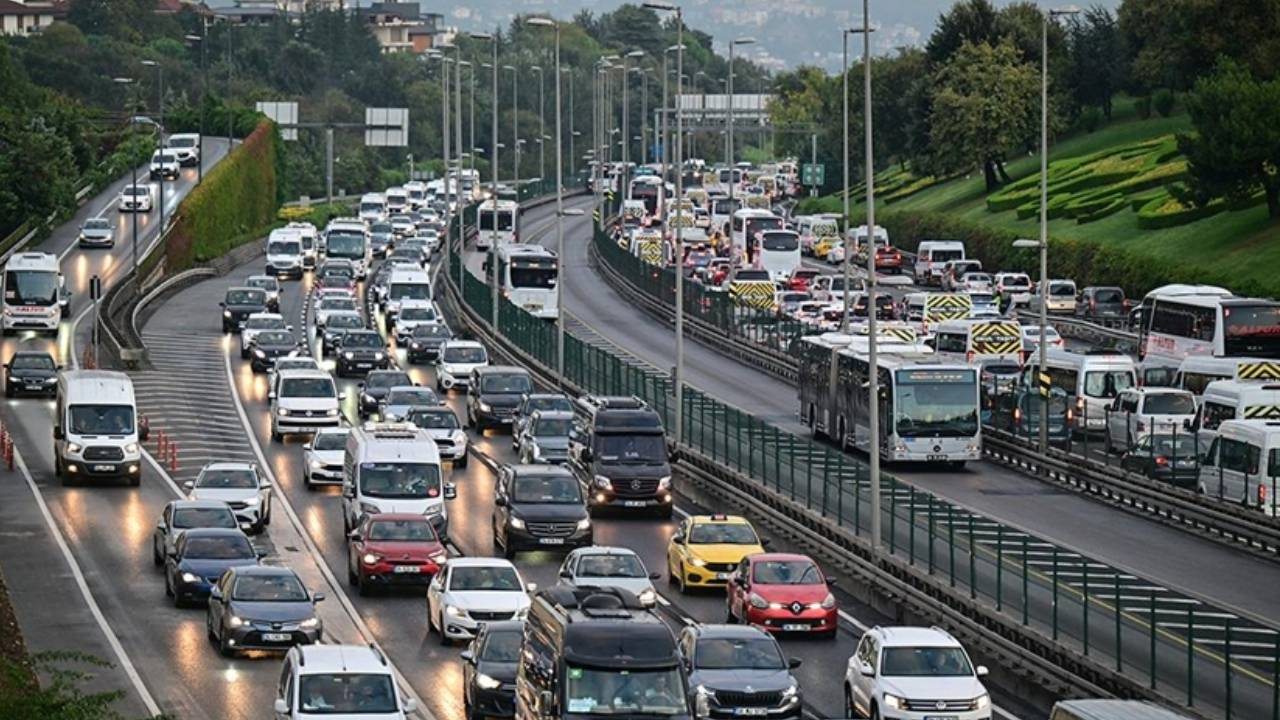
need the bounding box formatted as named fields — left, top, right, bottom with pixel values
left=1155, top=456, right=1169, bottom=466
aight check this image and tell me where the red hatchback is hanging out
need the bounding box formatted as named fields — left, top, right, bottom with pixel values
left=725, top=553, right=837, bottom=638
left=347, top=513, right=448, bottom=595
left=787, top=268, right=820, bottom=292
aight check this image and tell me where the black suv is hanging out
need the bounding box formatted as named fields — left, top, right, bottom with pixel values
left=679, top=624, right=803, bottom=720
left=4, top=350, right=57, bottom=397
left=467, top=366, right=534, bottom=431
left=357, top=369, right=414, bottom=419
left=335, top=329, right=389, bottom=377
left=406, top=323, right=452, bottom=364
left=492, top=464, right=591, bottom=558
left=220, top=287, right=268, bottom=333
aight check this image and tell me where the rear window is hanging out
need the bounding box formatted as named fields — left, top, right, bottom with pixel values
left=1094, top=288, right=1124, bottom=304
left=1142, top=393, right=1196, bottom=415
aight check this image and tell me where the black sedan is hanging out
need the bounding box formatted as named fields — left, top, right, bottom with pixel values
left=406, top=323, right=452, bottom=364
left=206, top=565, right=323, bottom=656
left=461, top=621, right=523, bottom=720
left=248, top=330, right=303, bottom=373
left=164, top=528, right=260, bottom=607
left=335, top=329, right=390, bottom=377
left=1120, top=433, right=1201, bottom=489
left=357, top=369, right=414, bottom=419
left=220, top=287, right=268, bottom=333
left=5, top=350, right=58, bottom=397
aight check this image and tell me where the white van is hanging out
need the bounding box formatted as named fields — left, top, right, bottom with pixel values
left=342, top=423, right=456, bottom=538
left=284, top=222, right=319, bottom=270
left=269, top=369, right=343, bottom=441
left=1174, top=356, right=1280, bottom=396
left=264, top=228, right=305, bottom=279
left=916, top=238, right=962, bottom=283
left=359, top=192, right=387, bottom=223
left=55, top=370, right=149, bottom=486
left=1025, top=349, right=1137, bottom=433
left=382, top=268, right=432, bottom=319
left=1199, top=420, right=1280, bottom=514
left=404, top=180, right=428, bottom=209
left=1103, top=387, right=1198, bottom=453
left=1195, top=379, right=1280, bottom=452
left=384, top=186, right=408, bottom=214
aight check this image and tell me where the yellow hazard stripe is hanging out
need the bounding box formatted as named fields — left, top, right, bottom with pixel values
left=973, top=341, right=1024, bottom=356
left=972, top=322, right=1021, bottom=339
left=885, top=328, right=916, bottom=342
left=1243, top=405, right=1280, bottom=419
left=1237, top=362, right=1280, bottom=380
left=729, top=282, right=775, bottom=309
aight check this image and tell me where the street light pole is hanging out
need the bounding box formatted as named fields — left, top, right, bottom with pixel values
left=564, top=67, right=574, bottom=184
left=114, top=77, right=141, bottom=283
left=727, top=37, right=755, bottom=211
left=860, top=0, right=882, bottom=553
left=532, top=65, right=545, bottom=188
left=504, top=65, right=519, bottom=196
left=184, top=26, right=206, bottom=184
left=141, top=60, right=165, bottom=236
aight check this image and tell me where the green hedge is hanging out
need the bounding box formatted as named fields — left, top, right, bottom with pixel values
left=1075, top=196, right=1128, bottom=224
left=165, top=120, right=281, bottom=271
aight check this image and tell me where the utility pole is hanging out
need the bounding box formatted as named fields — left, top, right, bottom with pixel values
left=533, top=65, right=545, bottom=188
left=861, top=0, right=881, bottom=553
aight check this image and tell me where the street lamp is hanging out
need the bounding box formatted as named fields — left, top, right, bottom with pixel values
left=184, top=27, right=206, bottom=183
left=140, top=60, right=167, bottom=238
left=562, top=67, right=574, bottom=184
left=646, top=0, right=687, bottom=442
left=113, top=77, right=142, bottom=284
left=503, top=65, right=519, bottom=194
left=727, top=37, right=755, bottom=209
left=531, top=65, right=546, bottom=189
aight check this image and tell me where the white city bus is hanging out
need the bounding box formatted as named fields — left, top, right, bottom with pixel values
left=358, top=192, right=387, bottom=223
left=477, top=199, right=520, bottom=250
left=757, top=229, right=801, bottom=283
left=2, top=252, right=65, bottom=335
left=1139, top=284, right=1280, bottom=365
left=493, top=243, right=558, bottom=320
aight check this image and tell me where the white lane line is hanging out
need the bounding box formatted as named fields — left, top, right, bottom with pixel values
left=10, top=447, right=162, bottom=717
left=219, top=347, right=433, bottom=720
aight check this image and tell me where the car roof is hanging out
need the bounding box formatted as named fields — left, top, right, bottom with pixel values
left=570, top=545, right=640, bottom=558
left=181, top=527, right=250, bottom=539
left=229, top=564, right=299, bottom=578
left=445, top=340, right=484, bottom=349
left=475, top=365, right=528, bottom=376
left=295, top=644, right=391, bottom=675
left=689, top=514, right=750, bottom=525
left=530, top=410, right=574, bottom=421
left=747, top=552, right=815, bottom=564
left=168, top=499, right=235, bottom=511
left=689, top=623, right=774, bottom=641
left=367, top=512, right=439, bottom=524
left=874, top=626, right=961, bottom=648
left=510, top=463, right=575, bottom=477
left=446, top=557, right=517, bottom=568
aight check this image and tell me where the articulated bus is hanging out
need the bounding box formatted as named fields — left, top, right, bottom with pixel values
left=1139, top=284, right=1280, bottom=366
left=1, top=252, right=65, bottom=335
left=797, top=333, right=982, bottom=466
left=493, top=243, right=558, bottom=320
left=477, top=199, right=520, bottom=250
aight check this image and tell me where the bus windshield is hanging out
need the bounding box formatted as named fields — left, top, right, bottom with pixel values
left=4, top=270, right=59, bottom=306
left=510, top=263, right=557, bottom=289
left=326, top=234, right=365, bottom=259
left=894, top=369, right=978, bottom=438
left=1224, top=304, right=1280, bottom=358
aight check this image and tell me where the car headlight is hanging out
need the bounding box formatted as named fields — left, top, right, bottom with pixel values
left=637, top=588, right=656, bottom=607
left=476, top=673, right=502, bottom=690
left=428, top=550, right=448, bottom=563
left=124, top=443, right=139, bottom=454
left=300, top=617, right=320, bottom=629
left=343, top=352, right=354, bottom=360
left=44, top=377, right=56, bottom=384
left=277, top=408, right=291, bottom=417
left=575, top=518, right=592, bottom=531
left=658, top=475, right=672, bottom=490
left=253, top=349, right=266, bottom=358
left=422, top=504, right=443, bottom=516
left=976, top=693, right=990, bottom=709
left=243, top=496, right=261, bottom=506
left=748, top=592, right=769, bottom=609
left=509, top=516, right=526, bottom=530
left=689, top=558, right=707, bottom=568
left=359, top=502, right=381, bottom=516
left=65, top=443, right=82, bottom=454
left=452, top=431, right=467, bottom=445
left=479, top=402, right=492, bottom=412
left=309, top=460, right=323, bottom=470
left=362, top=553, right=380, bottom=565
left=593, top=475, right=612, bottom=490
left=821, top=593, right=836, bottom=609
left=882, top=693, right=903, bottom=711
left=374, top=352, right=384, bottom=361
left=180, top=572, right=199, bottom=583
left=694, top=685, right=711, bottom=718
left=326, top=408, right=339, bottom=416
left=227, top=615, right=244, bottom=628
left=444, top=604, right=462, bottom=617
left=781, top=684, right=799, bottom=699
left=223, top=310, right=232, bottom=318
left=410, top=342, right=421, bottom=350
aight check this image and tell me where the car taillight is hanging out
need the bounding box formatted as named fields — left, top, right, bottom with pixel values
left=1066, top=407, right=1074, bottom=423
left=1154, top=455, right=1169, bottom=466
left=1258, top=483, right=1267, bottom=507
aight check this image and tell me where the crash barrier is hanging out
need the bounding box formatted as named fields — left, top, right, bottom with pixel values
left=447, top=203, right=1280, bottom=719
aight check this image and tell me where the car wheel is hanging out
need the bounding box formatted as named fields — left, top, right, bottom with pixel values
left=304, top=472, right=314, bottom=490
left=347, top=557, right=358, bottom=585
left=218, top=622, right=236, bottom=657
left=206, top=609, right=217, bottom=642
left=263, top=502, right=271, bottom=526
left=53, top=453, right=61, bottom=478
left=844, top=686, right=859, bottom=719
left=164, top=571, right=173, bottom=597
left=456, top=453, right=468, bottom=469
left=437, top=609, right=451, bottom=646
left=271, top=425, right=282, bottom=443
left=725, top=602, right=737, bottom=623
left=869, top=703, right=880, bottom=720
left=356, top=569, right=369, bottom=597
left=152, top=539, right=163, bottom=567
left=240, top=347, right=249, bottom=360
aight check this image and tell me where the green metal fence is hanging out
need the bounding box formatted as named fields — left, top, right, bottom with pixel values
left=445, top=203, right=1279, bottom=720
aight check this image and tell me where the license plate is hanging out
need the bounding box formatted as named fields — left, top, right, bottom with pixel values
left=734, top=708, right=768, bottom=716
left=623, top=500, right=646, bottom=507
left=25, top=381, right=43, bottom=387
left=781, top=623, right=810, bottom=632
left=392, top=565, right=421, bottom=574
left=262, top=633, right=291, bottom=642
left=539, top=537, right=565, bottom=545
left=927, top=454, right=947, bottom=461
left=92, top=464, right=114, bottom=472
left=355, top=362, right=371, bottom=369
left=925, top=716, right=959, bottom=720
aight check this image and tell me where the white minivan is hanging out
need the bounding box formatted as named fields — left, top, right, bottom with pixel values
left=1104, top=387, right=1198, bottom=453
left=275, top=644, right=418, bottom=719
left=342, top=423, right=456, bottom=538
left=265, top=228, right=305, bottom=279
left=269, top=369, right=343, bottom=441
left=1194, top=379, right=1280, bottom=453
left=914, top=241, right=965, bottom=285
left=1199, top=419, right=1280, bottom=514
left=55, top=370, right=149, bottom=486
left=1026, top=349, right=1137, bottom=433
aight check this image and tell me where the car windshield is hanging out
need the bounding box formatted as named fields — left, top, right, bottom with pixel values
left=256, top=331, right=293, bottom=346
left=443, top=346, right=487, bottom=364
left=386, top=388, right=437, bottom=406
left=275, top=360, right=317, bottom=373
left=528, top=396, right=573, bottom=413
left=312, top=432, right=348, bottom=451
left=577, top=554, right=646, bottom=579
left=328, top=315, right=363, bottom=329
left=153, top=152, right=177, bottom=163
left=689, top=523, right=758, bottom=545
left=881, top=647, right=974, bottom=677
left=298, top=674, right=397, bottom=715
left=69, top=404, right=135, bottom=435
left=564, top=666, right=686, bottom=716
left=124, top=186, right=147, bottom=197
left=449, top=565, right=522, bottom=591
left=390, top=283, right=431, bottom=301
left=268, top=241, right=300, bottom=255
left=183, top=535, right=254, bottom=560
left=1001, top=275, right=1031, bottom=288
left=367, top=518, right=437, bottom=542
left=359, top=463, right=441, bottom=499
left=172, top=507, right=237, bottom=529
left=343, top=333, right=383, bottom=349
left=245, top=317, right=285, bottom=330
left=1083, top=370, right=1135, bottom=398
left=533, top=418, right=571, bottom=437
left=596, top=434, right=666, bottom=463
left=408, top=409, right=459, bottom=429
left=371, top=223, right=393, bottom=234
left=280, top=377, right=335, bottom=398
left=1143, top=393, right=1196, bottom=415
left=400, top=307, right=436, bottom=321
left=481, top=374, right=532, bottom=394
left=84, top=218, right=111, bottom=231
left=512, top=474, right=581, bottom=504
left=320, top=265, right=355, bottom=279
left=168, top=137, right=196, bottom=148
left=11, top=354, right=53, bottom=370
left=752, top=560, right=822, bottom=585
left=695, top=637, right=785, bottom=670
left=1094, top=288, right=1124, bottom=304
left=225, top=290, right=265, bottom=306
left=232, top=574, right=308, bottom=601
left=320, top=298, right=358, bottom=312
left=196, top=468, right=257, bottom=489
left=1050, top=283, right=1076, bottom=296
left=366, top=373, right=410, bottom=390
left=246, top=278, right=278, bottom=291
left=482, top=630, right=523, bottom=662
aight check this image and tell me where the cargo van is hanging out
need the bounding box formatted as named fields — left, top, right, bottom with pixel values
left=569, top=396, right=673, bottom=518
left=1050, top=699, right=1192, bottom=720
left=1194, top=379, right=1280, bottom=452
left=915, top=241, right=965, bottom=285
left=1024, top=349, right=1137, bottom=433
left=342, top=422, right=456, bottom=538
left=1199, top=419, right=1280, bottom=515
left=1174, top=356, right=1280, bottom=396
left=54, top=370, right=149, bottom=486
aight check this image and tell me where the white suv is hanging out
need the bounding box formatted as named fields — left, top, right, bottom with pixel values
left=275, top=644, right=418, bottom=719
left=1105, top=387, right=1198, bottom=454
left=434, top=340, right=489, bottom=392
left=844, top=626, right=990, bottom=720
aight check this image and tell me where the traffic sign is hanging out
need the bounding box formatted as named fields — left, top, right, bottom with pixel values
left=802, top=163, right=825, bottom=186
left=89, top=275, right=101, bottom=301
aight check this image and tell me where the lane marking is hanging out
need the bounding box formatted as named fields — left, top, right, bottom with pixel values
left=10, top=446, right=162, bottom=717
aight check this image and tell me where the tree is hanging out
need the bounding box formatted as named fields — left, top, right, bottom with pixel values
left=926, top=0, right=1001, bottom=66
left=1119, top=0, right=1280, bottom=92
left=1068, top=6, right=1127, bottom=119
left=928, top=40, right=1039, bottom=191
left=1178, top=59, right=1280, bottom=219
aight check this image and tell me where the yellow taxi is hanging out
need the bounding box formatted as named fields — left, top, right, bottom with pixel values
left=812, top=235, right=841, bottom=261
left=666, top=514, right=765, bottom=593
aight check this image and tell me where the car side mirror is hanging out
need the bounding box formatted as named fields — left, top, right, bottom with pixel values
left=559, top=568, right=572, bottom=579
left=460, top=650, right=476, bottom=664
left=672, top=532, right=684, bottom=544
left=313, top=592, right=326, bottom=603
left=444, top=482, right=457, bottom=500
left=788, top=657, right=802, bottom=669
left=286, top=325, right=294, bottom=332
left=525, top=582, right=538, bottom=593
left=348, top=531, right=363, bottom=542
left=219, top=301, right=226, bottom=308
left=182, top=480, right=194, bottom=491
left=274, top=698, right=289, bottom=714
left=494, top=495, right=507, bottom=507
left=53, top=426, right=64, bottom=440
left=581, top=448, right=593, bottom=463
left=859, top=661, right=874, bottom=677
left=155, top=520, right=165, bottom=531
left=826, top=576, right=838, bottom=587
left=976, top=665, right=989, bottom=677
left=267, top=391, right=276, bottom=400
left=649, top=572, right=661, bottom=580
left=760, top=538, right=771, bottom=548
left=403, top=698, right=418, bottom=713
left=1183, top=418, right=1192, bottom=430
left=256, top=548, right=268, bottom=559
left=338, top=392, right=347, bottom=401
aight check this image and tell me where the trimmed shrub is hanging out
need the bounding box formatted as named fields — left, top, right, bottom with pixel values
left=1136, top=193, right=1222, bottom=230
left=1076, top=196, right=1128, bottom=224
left=1134, top=95, right=1152, bottom=119
left=1153, top=89, right=1175, bottom=117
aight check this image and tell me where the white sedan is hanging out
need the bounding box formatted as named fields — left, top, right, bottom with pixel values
left=427, top=558, right=532, bottom=644
left=184, top=462, right=272, bottom=534
left=239, top=312, right=290, bottom=358
left=558, top=546, right=659, bottom=607
left=303, top=427, right=348, bottom=488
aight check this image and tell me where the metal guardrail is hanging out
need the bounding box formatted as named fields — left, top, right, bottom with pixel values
left=1014, top=309, right=1139, bottom=352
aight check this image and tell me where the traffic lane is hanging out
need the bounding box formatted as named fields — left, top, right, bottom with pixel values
left=560, top=217, right=1280, bottom=621
left=0, top=393, right=277, bottom=720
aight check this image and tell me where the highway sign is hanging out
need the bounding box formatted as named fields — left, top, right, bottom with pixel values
left=802, top=163, right=825, bottom=186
